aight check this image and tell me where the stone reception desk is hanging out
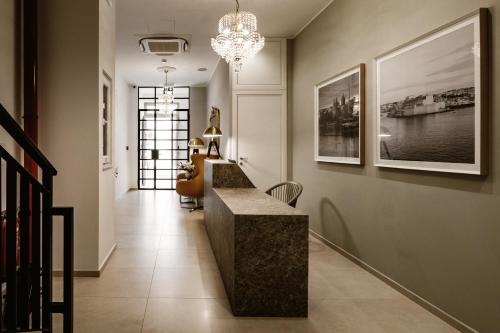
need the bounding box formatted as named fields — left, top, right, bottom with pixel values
left=204, top=160, right=309, bottom=317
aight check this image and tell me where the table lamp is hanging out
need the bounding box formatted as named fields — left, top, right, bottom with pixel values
left=188, top=137, right=205, bottom=154
left=203, top=126, right=222, bottom=158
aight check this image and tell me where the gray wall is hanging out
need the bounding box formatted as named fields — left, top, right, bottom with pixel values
left=207, top=60, right=231, bottom=158
left=292, top=0, right=499, bottom=332
left=190, top=87, right=208, bottom=140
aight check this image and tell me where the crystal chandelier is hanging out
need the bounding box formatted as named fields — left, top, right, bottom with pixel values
left=158, top=66, right=178, bottom=113
left=211, top=0, right=265, bottom=72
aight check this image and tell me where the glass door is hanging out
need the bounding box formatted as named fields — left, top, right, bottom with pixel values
left=138, top=86, right=190, bottom=190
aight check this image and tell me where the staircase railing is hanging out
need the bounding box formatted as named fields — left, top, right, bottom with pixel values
left=0, top=103, right=73, bottom=332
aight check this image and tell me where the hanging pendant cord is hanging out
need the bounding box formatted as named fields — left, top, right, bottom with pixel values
left=235, top=0, right=239, bottom=13
left=167, top=71, right=168, bottom=94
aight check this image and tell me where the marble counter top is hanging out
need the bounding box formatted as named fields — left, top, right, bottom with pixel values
left=213, top=188, right=306, bottom=216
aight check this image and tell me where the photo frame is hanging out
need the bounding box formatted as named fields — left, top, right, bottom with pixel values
left=314, top=64, right=365, bottom=165
left=375, top=9, right=489, bottom=175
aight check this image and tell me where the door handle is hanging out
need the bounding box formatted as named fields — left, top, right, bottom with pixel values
left=152, top=149, right=159, bottom=160
left=239, top=157, right=248, bottom=166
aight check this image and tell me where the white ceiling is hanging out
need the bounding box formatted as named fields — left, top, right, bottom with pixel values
left=116, top=0, right=332, bottom=86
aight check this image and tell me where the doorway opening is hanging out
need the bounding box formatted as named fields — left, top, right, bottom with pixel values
left=137, top=86, right=190, bottom=190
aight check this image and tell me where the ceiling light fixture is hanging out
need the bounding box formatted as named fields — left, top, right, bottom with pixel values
left=157, top=66, right=178, bottom=113
left=211, top=0, right=265, bottom=72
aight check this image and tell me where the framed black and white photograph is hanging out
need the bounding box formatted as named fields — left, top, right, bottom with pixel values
left=315, top=64, right=365, bottom=164
left=375, top=9, right=489, bottom=175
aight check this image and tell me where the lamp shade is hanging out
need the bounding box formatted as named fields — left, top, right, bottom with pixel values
left=188, top=137, right=205, bottom=148
left=203, top=126, right=222, bottom=138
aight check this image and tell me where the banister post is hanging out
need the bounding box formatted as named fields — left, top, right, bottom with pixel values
left=49, top=207, right=74, bottom=333
left=41, top=171, right=53, bottom=332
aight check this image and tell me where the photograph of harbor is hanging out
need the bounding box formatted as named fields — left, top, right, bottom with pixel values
left=376, top=17, right=482, bottom=172
left=315, top=65, right=364, bottom=164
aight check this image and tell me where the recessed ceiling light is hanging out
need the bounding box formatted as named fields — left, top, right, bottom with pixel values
left=197, top=67, right=207, bottom=72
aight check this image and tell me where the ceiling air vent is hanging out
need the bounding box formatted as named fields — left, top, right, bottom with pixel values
left=139, top=37, right=189, bottom=56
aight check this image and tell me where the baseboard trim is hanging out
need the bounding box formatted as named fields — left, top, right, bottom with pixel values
left=309, top=230, right=478, bottom=333
left=53, top=270, right=100, bottom=277
left=98, top=243, right=117, bottom=272
left=53, top=243, right=117, bottom=278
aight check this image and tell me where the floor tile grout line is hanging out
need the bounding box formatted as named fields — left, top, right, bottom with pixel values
left=139, top=226, right=162, bottom=333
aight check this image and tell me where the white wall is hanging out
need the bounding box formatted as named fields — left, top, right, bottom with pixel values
left=39, top=0, right=100, bottom=271
left=114, top=75, right=138, bottom=195
left=127, top=86, right=138, bottom=189
left=114, top=75, right=134, bottom=198
left=98, top=0, right=116, bottom=267
left=229, top=38, right=288, bottom=187
left=206, top=60, right=231, bottom=158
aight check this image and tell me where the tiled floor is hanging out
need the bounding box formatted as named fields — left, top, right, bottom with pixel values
left=54, top=190, right=458, bottom=332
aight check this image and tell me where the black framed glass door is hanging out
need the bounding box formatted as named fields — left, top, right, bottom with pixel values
left=138, top=86, right=190, bottom=190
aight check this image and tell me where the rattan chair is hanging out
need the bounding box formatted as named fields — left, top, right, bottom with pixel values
left=265, top=181, right=303, bottom=208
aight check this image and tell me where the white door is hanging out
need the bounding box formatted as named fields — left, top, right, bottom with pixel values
left=235, top=93, right=286, bottom=190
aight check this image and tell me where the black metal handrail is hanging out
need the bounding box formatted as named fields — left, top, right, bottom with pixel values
left=0, top=146, right=49, bottom=194
left=0, top=104, right=57, bottom=176
left=0, top=103, right=73, bottom=332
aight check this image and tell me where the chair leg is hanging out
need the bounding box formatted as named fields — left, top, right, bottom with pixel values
left=189, top=198, right=203, bottom=212
left=179, top=195, right=198, bottom=210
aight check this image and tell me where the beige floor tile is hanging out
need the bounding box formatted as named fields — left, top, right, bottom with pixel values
left=114, top=206, right=168, bottom=218
left=318, top=269, right=405, bottom=300
left=114, top=213, right=164, bottom=225
left=309, top=239, right=359, bottom=271
left=304, top=299, right=387, bottom=333
left=308, top=267, right=347, bottom=300
left=156, top=248, right=218, bottom=269
left=225, top=300, right=367, bottom=333
left=309, top=251, right=359, bottom=272
left=149, top=267, right=226, bottom=299
left=106, top=248, right=158, bottom=268
left=115, top=223, right=164, bottom=236
left=157, top=234, right=196, bottom=249
left=354, top=298, right=459, bottom=333
left=161, top=223, right=192, bottom=235
left=158, top=233, right=212, bottom=250
left=53, top=297, right=147, bottom=333
left=141, top=298, right=387, bottom=333
left=116, top=234, right=161, bottom=249
left=142, top=298, right=239, bottom=333
left=73, top=267, right=154, bottom=297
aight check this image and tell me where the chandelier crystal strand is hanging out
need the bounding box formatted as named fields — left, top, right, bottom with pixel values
left=211, top=1, right=265, bottom=72
left=159, top=70, right=178, bottom=112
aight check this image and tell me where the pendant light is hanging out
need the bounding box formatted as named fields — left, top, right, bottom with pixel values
left=158, top=66, right=178, bottom=112
left=211, top=0, right=265, bottom=72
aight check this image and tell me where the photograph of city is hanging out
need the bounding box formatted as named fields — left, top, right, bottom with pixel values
left=377, top=20, right=478, bottom=168
left=316, top=66, right=363, bottom=164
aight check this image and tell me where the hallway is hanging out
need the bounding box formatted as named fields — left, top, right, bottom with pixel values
left=54, top=190, right=458, bottom=333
